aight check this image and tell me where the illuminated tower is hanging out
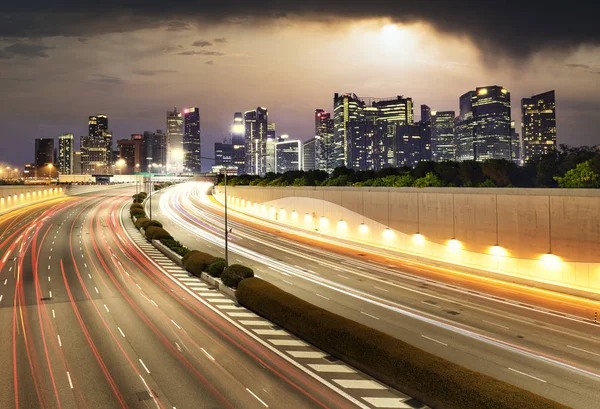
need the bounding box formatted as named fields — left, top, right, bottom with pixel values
left=521, top=90, right=556, bottom=163
left=167, top=108, right=184, bottom=173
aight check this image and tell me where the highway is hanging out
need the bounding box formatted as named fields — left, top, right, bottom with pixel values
left=0, top=186, right=401, bottom=409
left=152, top=182, right=600, bottom=409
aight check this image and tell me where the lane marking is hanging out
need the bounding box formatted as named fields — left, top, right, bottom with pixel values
left=66, top=371, right=74, bottom=389
left=421, top=335, right=448, bottom=346
left=508, top=368, right=546, bottom=383
left=117, top=327, right=126, bottom=337
left=315, top=294, right=330, bottom=301
left=360, top=311, right=379, bottom=320
left=483, top=320, right=510, bottom=330
left=567, top=345, right=600, bottom=358
left=49, top=291, right=53, bottom=298
left=201, top=348, right=215, bottom=361
left=421, top=301, right=441, bottom=309
left=104, top=304, right=110, bottom=312
left=246, top=388, right=268, bottom=407
left=171, top=320, right=181, bottom=330
left=94, top=287, right=99, bottom=294
left=52, top=309, right=55, bottom=318
left=337, top=274, right=350, bottom=280
left=57, top=335, right=62, bottom=347
left=373, top=286, right=389, bottom=292
left=139, top=359, right=151, bottom=374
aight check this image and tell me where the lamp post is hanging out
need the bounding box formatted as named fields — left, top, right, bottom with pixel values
left=147, top=157, right=153, bottom=220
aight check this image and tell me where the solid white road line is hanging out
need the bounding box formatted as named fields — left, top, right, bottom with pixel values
left=421, top=335, right=448, bottom=346
left=508, top=368, right=546, bottom=383
left=246, top=388, right=269, bottom=407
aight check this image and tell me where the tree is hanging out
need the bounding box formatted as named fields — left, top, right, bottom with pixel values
left=481, top=159, right=518, bottom=187
left=554, top=160, right=600, bottom=188
left=413, top=172, right=443, bottom=188
left=435, top=161, right=461, bottom=186
left=459, top=161, right=485, bottom=186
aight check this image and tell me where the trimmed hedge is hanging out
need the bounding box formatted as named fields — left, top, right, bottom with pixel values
left=221, top=264, right=254, bottom=288
left=183, top=251, right=217, bottom=276
left=134, top=217, right=150, bottom=229
left=130, top=208, right=146, bottom=218
left=140, top=219, right=163, bottom=230
left=206, top=258, right=226, bottom=278
left=182, top=250, right=202, bottom=265
left=130, top=203, right=144, bottom=210
left=236, top=278, right=569, bottom=409
left=144, top=226, right=172, bottom=241
left=159, top=238, right=191, bottom=257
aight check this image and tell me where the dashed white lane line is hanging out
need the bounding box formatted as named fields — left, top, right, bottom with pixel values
left=201, top=348, right=215, bottom=361
left=66, top=371, right=74, bottom=389
left=333, top=379, right=386, bottom=390
left=308, top=364, right=356, bottom=373
left=508, top=368, right=546, bottom=383
left=360, top=311, right=380, bottom=320
left=246, top=388, right=269, bottom=407
left=57, top=335, right=62, bottom=347
left=421, top=335, right=447, bottom=346
left=104, top=304, right=110, bottom=312
left=49, top=291, right=53, bottom=298
left=117, top=327, right=126, bottom=338
left=567, top=345, right=600, bottom=358
left=88, top=274, right=92, bottom=279
left=47, top=265, right=50, bottom=270
left=136, top=284, right=142, bottom=290
left=171, top=320, right=182, bottom=330
left=0, top=295, right=3, bottom=304
left=150, top=299, right=158, bottom=307
left=373, top=286, right=389, bottom=292
left=315, top=294, right=330, bottom=301
left=49, top=255, right=51, bottom=260
left=282, top=279, right=294, bottom=286
left=421, top=301, right=441, bottom=309
left=48, top=277, right=51, bottom=282
left=139, top=359, right=151, bottom=374
left=52, top=309, right=55, bottom=318
left=483, top=320, right=509, bottom=330
left=84, top=263, right=87, bottom=268
left=337, top=274, right=350, bottom=280
left=4, top=279, right=7, bottom=285
left=94, top=287, right=99, bottom=294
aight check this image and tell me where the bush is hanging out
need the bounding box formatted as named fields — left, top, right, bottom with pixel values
left=182, top=250, right=202, bottom=265
left=130, top=208, right=146, bottom=218
left=159, top=238, right=191, bottom=257
left=236, top=278, right=569, bottom=409
left=144, top=226, right=172, bottom=241
left=130, top=203, right=144, bottom=210
left=206, top=258, right=226, bottom=278
left=183, top=251, right=217, bottom=276
left=140, top=220, right=163, bottom=230
left=134, top=217, right=150, bottom=229
left=221, top=264, right=254, bottom=288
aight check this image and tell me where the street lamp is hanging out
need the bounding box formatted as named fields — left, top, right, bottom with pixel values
left=147, top=157, right=153, bottom=219
left=221, top=166, right=237, bottom=267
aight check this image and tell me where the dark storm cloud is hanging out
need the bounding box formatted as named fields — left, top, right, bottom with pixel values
left=178, top=50, right=225, bottom=56
left=192, top=40, right=213, bottom=47
left=2, top=43, right=53, bottom=58
left=0, top=2, right=598, bottom=58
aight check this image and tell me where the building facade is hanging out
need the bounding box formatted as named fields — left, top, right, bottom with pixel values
left=431, top=111, right=456, bottom=162
left=183, top=107, right=201, bottom=173
left=35, top=138, right=54, bottom=169
left=315, top=110, right=334, bottom=174
left=58, top=133, right=74, bottom=175
left=244, top=107, right=268, bottom=175
left=215, top=142, right=233, bottom=167
left=521, top=90, right=556, bottom=163
left=303, top=137, right=319, bottom=171
left=117, top=134, right=144, bottom=174
left=275, top=140, right=302, bottom=173
left=231, top=112, right=246, bottom=174
left=167, top=108, right=184, bottom=173
left=82, top=114, right=111, bottom=174
left=144, top=130, right=167, bottom=172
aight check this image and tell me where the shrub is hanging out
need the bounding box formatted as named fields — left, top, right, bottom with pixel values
left=138, top=192, right=148, bottom=199
left=159, top=238, right=191, bottom=257
left=130, top=203, right=144, bottom=210
left=182, top=250, right=202, bottom=265
left=183, top=251, right=217, bottom=276
left=236, top=279, right=569, bottom=409
left=140, top=219, right=163, bottom=230
left=221, top=264, right=254, bottom=288
left=206, top=258, right=226, bottom=278
left=134, top=217, right=150, bottom=229
left=144, top=226, right=172, bottom=241
left=130, top=208, right=146, bottom=218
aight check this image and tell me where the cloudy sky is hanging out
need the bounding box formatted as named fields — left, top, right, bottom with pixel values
left=1, top=1, right=599, bottom=169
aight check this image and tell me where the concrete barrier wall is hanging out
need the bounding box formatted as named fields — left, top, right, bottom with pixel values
left=214, top=186, right=600, bottom=295
left=0, top=185, right=64, bottom=215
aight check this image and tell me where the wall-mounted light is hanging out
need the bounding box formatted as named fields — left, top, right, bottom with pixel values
left=291, top=210, right=298, bottom=220
left=279, top=208, right=286, bottom=218
left=448, top=238, right=462, bottom=250
left=304, top=213, right=312, bottom=223
left=319, top=216, right=329, bottom=228
left=337, top=219, right=347, bottom=232
left=490, top=245, right=507, bottom=257
left=383, top=228, right=395, bottom=240
left=413, top=233, right=425, bottom=245
left=359, top=223, right=369, bottom=234
left=541, top=252, right=561, bottom=267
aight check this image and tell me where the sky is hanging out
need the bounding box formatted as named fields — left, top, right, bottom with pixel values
left=1, top=2, right=599, bottom=170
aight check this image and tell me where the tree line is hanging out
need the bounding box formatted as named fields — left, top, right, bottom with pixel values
left=218, top=145, right=600, bottom=188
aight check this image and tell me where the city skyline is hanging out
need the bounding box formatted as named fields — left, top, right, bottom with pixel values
left=1, top=4, right=599, bottom=167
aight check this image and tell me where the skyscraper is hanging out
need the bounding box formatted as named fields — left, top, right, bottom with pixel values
left=303, top=137, right=319, bottom=171
left=431, top=111, right=456, bottom=162
left=419, top=105, right=432, bottom=161
left=521, top=90, right=556, bottom=163
left=117, top=134, right=144, bottom=174
left=167, top=108, right=184, bottom=173
left=244, top=107, right=268, bottom=175
left=58, top=133, right=74, bottom=175
left=315, top=110, right=334, bottom=173
left=214, top=142, right=233, bottom=167
left=231, top=112, right=246, bottom=174
left=82, top=114, right=111, bottom=174
left=275, top=139, right=302, bottom=173
left=183, top=107, right=201, bottom=173
left=35, top=138, right=54, bottom=169
left=455, top=87, right=511, bottom=161
left=144, top=130, right=167, bottom=172
left=333, top=93, right=365, bottom=168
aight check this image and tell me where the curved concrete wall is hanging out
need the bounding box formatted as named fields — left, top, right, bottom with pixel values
left=214, top=186, right=600, bottom=295
left=0, top=185, right=64, bottom=215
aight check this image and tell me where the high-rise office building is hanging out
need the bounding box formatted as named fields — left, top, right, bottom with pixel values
left=167, top=108, right=184, bottom=173
left=510, top=123, right=521, bottom=164
left=394, top=125, right=422, bottom=167
left=231, top=112, right=246, bottom=174
left=431, top=111, right=456, bottom=162
left=82, top=114, right=111, bottom=174
left=333, top=93, right=365, bottom=168
left=117, top=134, right=144, bottom=174
left=275, top=139, right=302, bottom=173
left=315, top=110, right=334, bottom=173
left=244, top=107, right=268, bottom=175
left=144, top=130, right=167, bottom=172
left=183, top=107, right=201, bottom=173
left=418, top=105, right=432, bottom=161
left=215, top=142, right=233, bottom=167
left=303, top=137, right=320, bottom=171
left=265, top=132, right=280, bottom=174
left=455, top=87, right=511, bottom=161
left=58, top=133, right=74, bottom=175
left=73, top=152, right=81, bottom=174
left=521, top=90, right=556, bottom=163
left=35, top=138, right=54, bottom=171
